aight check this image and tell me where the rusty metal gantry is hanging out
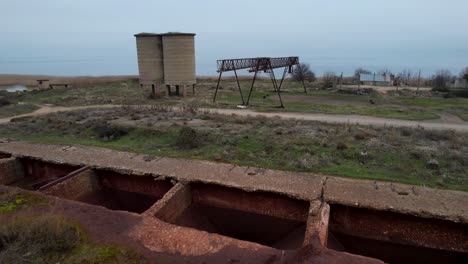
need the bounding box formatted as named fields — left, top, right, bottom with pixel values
left=212, top=57, right=306, bottom=107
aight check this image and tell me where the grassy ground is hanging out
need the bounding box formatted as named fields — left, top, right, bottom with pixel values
left=0, top=190, right=145, bottom=264
left=259, top=101, right=439, bottom=120
left=2, top=78, right=468, bottom=122
left=200, top=81, right=441, bottom=120
left=1, top=107, right=466, bottom=192
left=0, top=103, right=39, bottom=118
left=5, top=81, right=152, bottom=106
left=401, top=97, right=468, bottom=121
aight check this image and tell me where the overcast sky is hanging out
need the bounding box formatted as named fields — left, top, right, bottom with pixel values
left=1, top=0, right=467, bottom=76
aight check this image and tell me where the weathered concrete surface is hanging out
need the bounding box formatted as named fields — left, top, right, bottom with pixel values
left=0, top=141, right=467, bottom=225
left=303, top=201, right=330, bottom=248
left=98, top=170, right=172, bottom=198
left=42, top=169, right=97, bottom=200
left=329, top=204, right=468, bottom=253
left=325, top=177, right=468, bottom=223
left=145, top=183, right=192, bottom=222
left=191, top=183, right=309, bottom=221
left=0, top=157, right=24, bottom=185
left=0, top=185, right=383, bottom=264
left=0, top=142, right=324, bottom=201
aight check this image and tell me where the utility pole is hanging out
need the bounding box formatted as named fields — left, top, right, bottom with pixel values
left=340, top=72, right=343, bottom=89
left=358, top=73, right=361, bottom=89
left=417, top=69, right=421, bottom=95
left=464, top=73, right=468, bottom=89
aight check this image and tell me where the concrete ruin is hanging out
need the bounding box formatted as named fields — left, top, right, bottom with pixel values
left=0, top=142, right=467, bottom=263
left=134, top=32, right=196, bottom=97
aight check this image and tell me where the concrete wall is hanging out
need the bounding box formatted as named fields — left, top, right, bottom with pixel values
left=162, top=35, right=196, bottom=86
left=135, top=35, right=164, bottom=85
left=0, top=157, right=24, bottom=185
left=42, top=169, right=97, bottom=200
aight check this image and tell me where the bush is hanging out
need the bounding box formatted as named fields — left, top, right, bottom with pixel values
left=92, top=122, right=129, bottom=141
left=181, top=101, right=199, bottom=114
left=421, top=129, right=451, bottom=141
left=0, top=215, right=82, bottom=264
left=399, top=127, right=413, bottom=137
left=291, top=63, right=316, bottom=83
left=321, top=72, right=336, bottom=89
left=0, top=97, right=11, bottom=107
left=432, top=69, right=453, bottom=92
left=175, top=126, right=200, bottom=149
left=451, top=89, right=468, bottom=98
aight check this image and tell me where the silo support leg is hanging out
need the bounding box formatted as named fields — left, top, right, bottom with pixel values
left=167, top=85, right=172, bottom=96
left=155, top=84, right=161, bottom=97
left=183, top=85, right=187, bottom=97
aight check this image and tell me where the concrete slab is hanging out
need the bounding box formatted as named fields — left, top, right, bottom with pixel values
left=324, top=177, right=468, bottom=223
left=0, top=141, right=467, bottom=224
left=0, top=142, right=324, bottom=201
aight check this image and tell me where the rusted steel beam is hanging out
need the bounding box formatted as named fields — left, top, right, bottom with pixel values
left=213, top=56, right=304, bottom=105
left=216, top=57, right=299, bottom=73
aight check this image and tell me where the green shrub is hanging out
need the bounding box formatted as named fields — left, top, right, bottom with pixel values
left=92, top=122, right=130, bottom=141
left=0, top=97, right=11, bottom=107
left=175, top=126, right=200, bottom=149
left=0, top=215, right=82, bottom=264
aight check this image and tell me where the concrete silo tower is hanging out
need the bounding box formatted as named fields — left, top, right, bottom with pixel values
left=134, top=32, right=196, bottom=97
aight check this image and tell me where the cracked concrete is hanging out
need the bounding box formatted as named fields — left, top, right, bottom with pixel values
left=0, top=141, right=467, bottom=224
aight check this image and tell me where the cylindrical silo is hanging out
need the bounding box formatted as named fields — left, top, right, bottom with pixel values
left=134, top=33, right=164, bottom=85
left=161, top=33, right=196, bottom=86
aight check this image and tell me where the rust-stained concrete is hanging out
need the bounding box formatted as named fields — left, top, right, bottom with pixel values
left=145, top=182, right=192, bottom=222
left=0, top=141, right=467, bottom=225
left=42, top=169, right=97, bottom=200
left=325, top=177, right=468, bottom=223
left=0, top=185, right=383, bottom=264
left=0, top=157, right=24, bottom=185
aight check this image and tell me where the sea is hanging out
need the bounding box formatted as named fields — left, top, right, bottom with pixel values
left=0, top=50, right=466, bottom=78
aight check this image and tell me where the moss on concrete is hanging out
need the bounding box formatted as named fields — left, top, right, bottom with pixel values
left=0, top=191, right=48, bottom=213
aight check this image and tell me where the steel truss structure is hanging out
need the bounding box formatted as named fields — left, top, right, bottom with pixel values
left=212, top=57, right=306, bottom=107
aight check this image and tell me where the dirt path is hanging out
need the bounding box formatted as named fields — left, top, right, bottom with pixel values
left=207, top=108, right=468, bottom=131
left=1, top=104, right=468, bottom=132
left=0, top=104, right=117, bottom=124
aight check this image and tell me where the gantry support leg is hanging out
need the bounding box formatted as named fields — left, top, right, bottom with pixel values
left=246, top=61, right=261, bottom=106
left=212, top=67, right=224, bottom=102
left=296, top=63, right=307, bottom=94
left=278, top=66, right=288, bottom=92
left=233, top=67, right=245, bottom=105
left=268, top=62, right=284, bottom=108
